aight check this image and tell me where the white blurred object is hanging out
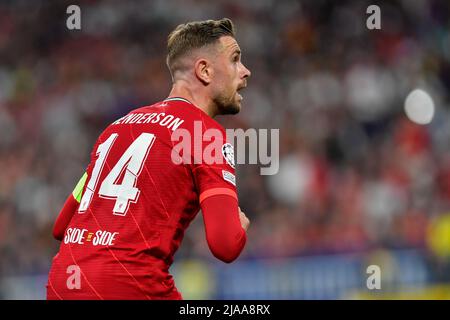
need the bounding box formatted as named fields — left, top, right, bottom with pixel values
left=404, top=89, right=435, bottom=125
left=345, top=65, right=396, bottom=121
left=266, top=153, right=312, bottom=205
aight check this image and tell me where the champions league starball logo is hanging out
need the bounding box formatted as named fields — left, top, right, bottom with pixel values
left=222, top=143, right=235, bottom=168
left=170, top=121, right=279, bottom=175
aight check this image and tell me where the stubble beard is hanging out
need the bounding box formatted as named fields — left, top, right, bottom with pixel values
left=214, top=91, right=241, bottom=116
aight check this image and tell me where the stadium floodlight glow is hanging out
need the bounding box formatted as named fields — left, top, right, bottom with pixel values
left=404, top=88, right=435, bottom=125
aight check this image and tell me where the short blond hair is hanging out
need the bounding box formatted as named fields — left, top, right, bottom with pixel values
left=166, top=18, right=235, bottom=76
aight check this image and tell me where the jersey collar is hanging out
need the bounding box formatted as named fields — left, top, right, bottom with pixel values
left=163, top=97, right=193, bottom=105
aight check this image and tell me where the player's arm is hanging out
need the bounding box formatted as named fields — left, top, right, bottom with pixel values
left=201, top=192, right=249, bottom=263
left=52, top=172, right=87, bottom=241
left=188, top=120, right=249, bottom=263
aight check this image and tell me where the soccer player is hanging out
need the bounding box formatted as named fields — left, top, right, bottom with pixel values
left=46, top=18, right=251, bottom=300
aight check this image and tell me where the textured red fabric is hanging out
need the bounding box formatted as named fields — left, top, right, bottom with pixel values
left=47, top=98, right=242, bottom=300
left=201, top=194, right=246, bottom=263
left=52, top=195, right=78, bottom=241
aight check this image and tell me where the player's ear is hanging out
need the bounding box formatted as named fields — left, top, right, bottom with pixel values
left=194, top=58, right=212, bottom=85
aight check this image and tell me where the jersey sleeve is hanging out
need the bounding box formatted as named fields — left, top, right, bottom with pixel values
left=52, top=172, right=87, bottom=240
left=190, top=124, right=238, bottom=204
left=201, top=194, right=246, bottom=263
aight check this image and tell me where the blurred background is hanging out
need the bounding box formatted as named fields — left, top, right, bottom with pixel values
left=2, top=0, right=450, bottom=299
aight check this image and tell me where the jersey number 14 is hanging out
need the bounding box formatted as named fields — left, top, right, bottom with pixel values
left=78, top=133, right=156, bottom=216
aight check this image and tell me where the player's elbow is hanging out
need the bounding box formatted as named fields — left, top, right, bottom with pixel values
left=210, top=246, right=240, bottom=263
left=53, top=231, right=63, bottom=241
left=207, top=231, right=246, bottom=263
left=52, top=226, right=64, bottom=241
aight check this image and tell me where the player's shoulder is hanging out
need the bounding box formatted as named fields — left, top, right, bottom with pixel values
left=106, top=98, right=225, bottom=134
left=128, top=101, right=162, bottom=114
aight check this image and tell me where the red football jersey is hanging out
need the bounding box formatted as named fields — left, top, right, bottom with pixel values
left=46, top=97, right=238, bottom=299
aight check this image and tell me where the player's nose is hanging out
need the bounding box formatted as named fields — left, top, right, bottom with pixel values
left=241, top=63, right=251, bottom=79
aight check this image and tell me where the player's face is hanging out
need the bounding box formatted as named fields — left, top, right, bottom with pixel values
left=211, top=36, right=251, bottom=115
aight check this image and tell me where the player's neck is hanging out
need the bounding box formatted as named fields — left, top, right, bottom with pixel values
left=168, top=82, right=218, bottom=118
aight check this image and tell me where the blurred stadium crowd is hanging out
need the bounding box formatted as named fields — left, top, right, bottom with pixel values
left=2, top=0, right=450, bottom=298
